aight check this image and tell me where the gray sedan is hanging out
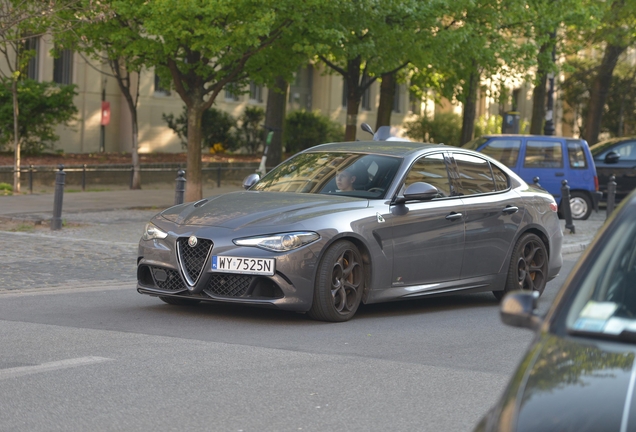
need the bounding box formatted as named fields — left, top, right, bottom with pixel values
left=137, top=141, right=563, bottom=322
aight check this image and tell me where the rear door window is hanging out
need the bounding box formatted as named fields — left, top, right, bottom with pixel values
left=452, top=153, right=496, bottom=195
left=491, top=163, right=509, bottom=191
left=567, top=140, right=588, bottom=169
left=524, top=140, right=563, bottom=168
left=480, top=139, right=521, bottom=168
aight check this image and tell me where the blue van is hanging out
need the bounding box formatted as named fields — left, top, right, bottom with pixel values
left=463, top=135, right=602, bottom=220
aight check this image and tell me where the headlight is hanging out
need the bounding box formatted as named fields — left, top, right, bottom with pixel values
left=234, top=232, right=320, bottom=252
left=142, top=222, right=168, bottom=240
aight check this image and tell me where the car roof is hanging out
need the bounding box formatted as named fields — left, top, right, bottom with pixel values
left=480, top=134, right=582, bottom=140
left=305, top=141, right=446, bottom=157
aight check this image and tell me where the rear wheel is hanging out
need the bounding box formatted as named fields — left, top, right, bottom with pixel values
left=493, top=233, right=548, bottom=301
left=159, top=296, right=201, bottom=306
left=308, top=240, right=364, bottom=322
left=569, top=192, right=592, bottom=220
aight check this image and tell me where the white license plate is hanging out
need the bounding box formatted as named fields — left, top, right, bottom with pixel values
left=211, top=256, right=275, bottom=276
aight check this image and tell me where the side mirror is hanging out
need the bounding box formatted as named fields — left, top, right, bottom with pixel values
left=605, top=151, right=620, bottom=164
left=361, top=123, right=374, bottom=137
left=394, top=182, right=439, bottom=204
left=500, top=290, right=542, bottom=330
left=242, top=173, right=260, bottom=190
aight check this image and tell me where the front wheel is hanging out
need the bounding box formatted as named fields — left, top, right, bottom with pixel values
left=308, top=240, right=364, bottom=322
left=569, top=192, right=592, bottom=220
left=493, top=233, right=548, bottom=301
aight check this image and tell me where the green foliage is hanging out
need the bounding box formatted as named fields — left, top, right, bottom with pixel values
left=404, top=112, right=463, bottom=147
left=162, top=106, right=237, bottom=151
left=284, top=110, right=344, bottom=153
left=0, top=182, right=12, bottom=196
left=0, top=78, right=78, bottom=154
left=236, top=106, right=266, bottom=154
left=474, top=115, right=503, bottom=137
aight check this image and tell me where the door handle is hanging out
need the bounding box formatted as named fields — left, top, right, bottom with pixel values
left=502, top=206, right=519, bottom=214
left=555, top=172, right=565, bottom=177
left=445, top=212, right=463, bottom=221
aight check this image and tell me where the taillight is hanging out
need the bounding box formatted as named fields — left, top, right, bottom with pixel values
left=594, top=176, right=599, bottom=191
left=549, top=202, right=558, bottom=212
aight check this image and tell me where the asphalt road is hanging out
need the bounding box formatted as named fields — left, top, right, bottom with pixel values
left=0, top=233, right=580, bottom=432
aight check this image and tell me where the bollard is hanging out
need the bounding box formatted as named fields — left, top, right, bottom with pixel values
left=217, top=165, right=222, bottom=188
left=29, top=165, right=34, bottom=194
left=174, top=169, right=186, bottom=205
left=606, top=175, right=617, bottom=217
left=51, top=165, right=66, bottom=230
left=129, top=165, right=134, bottom=189
left=561, top=179, right=575, bottom=234
left=82, top=164, right=87, bottom=192
left=533, top=176, right=541, bottom=189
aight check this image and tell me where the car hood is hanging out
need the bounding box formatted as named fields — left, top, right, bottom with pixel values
left=512, top=333, right=636, bottom=432
left=159, top=191, right=370, bottom=229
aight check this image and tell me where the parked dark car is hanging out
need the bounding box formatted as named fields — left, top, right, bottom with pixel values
left=137, top=139, right=563, bottom=322
left=475, top=190, right=636, bottom=432
left=463, top=135, right=602, bottom=220
left=590, top=136, right=636, bottom=201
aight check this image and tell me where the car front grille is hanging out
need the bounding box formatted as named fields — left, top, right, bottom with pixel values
left=204, top=274, right=252, bottom=297
left=177, top=237, right=213, bottom=286
left=151, top=267, right=186, bottom=291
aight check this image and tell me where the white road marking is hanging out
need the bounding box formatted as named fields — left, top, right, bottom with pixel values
left=0, top=356, right=113, bottom=381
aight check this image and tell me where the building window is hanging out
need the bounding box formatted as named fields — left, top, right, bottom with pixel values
left=225, top=88, right=241, bottom=101
left=154, top=73, right=171, bottom=96
left=249, top=81, right=263, bottom=103
left=25, top=36, right=39, bottom=80
left=409, top=90, right=421, bottom=115
left=393, top=84, right=401, bottom=113
left=53, top=49, right=73, bottom=85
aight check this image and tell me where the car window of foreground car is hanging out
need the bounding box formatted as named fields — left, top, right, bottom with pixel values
left=564, top=218, right=636, bottom=341
left=251, top=151, right=402, bottom=199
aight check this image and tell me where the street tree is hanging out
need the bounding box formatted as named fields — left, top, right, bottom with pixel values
left=0, top=0, right=77, bottom=193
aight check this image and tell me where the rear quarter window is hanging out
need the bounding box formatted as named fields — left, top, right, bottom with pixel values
left=567, top=140, right=588, bottom=169
left=524, top=140, right=563, bottom=168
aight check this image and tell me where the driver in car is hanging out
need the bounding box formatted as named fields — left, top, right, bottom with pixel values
left=336, top=168, right=356, bottom=192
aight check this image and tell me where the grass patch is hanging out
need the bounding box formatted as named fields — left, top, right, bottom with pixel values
left=0, top=182, right=12, bottom=196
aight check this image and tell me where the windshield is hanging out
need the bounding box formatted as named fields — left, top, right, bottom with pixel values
left=565, top=218, right=636, bottom=340
left=251, top=152, right=402, bottom=199
left=461, top=136, right=489, bottom=150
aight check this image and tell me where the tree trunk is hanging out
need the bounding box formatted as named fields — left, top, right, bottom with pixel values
left=375, top=72, right=395, bottom=130
left=12, top=78, right=20, bottom=194
left=585, top=43, right=625, bottom=145
left=186, top=105, right=204, bottom=202
left=460, top=69, right=479, bottom=145
left=530, top=44, right=549, bottom=135
left=264, top=75, right=288, bottom=166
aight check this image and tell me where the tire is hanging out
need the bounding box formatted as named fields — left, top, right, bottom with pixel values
left=159, top=296, right=201, bottom=306
left=308, top=240, right=364, bottom=322
left=493, top=233, right=548, bottom=301
left=568, top=192, right=592, bottom=220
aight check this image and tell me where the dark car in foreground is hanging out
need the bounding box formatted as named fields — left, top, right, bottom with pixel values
left=137, top=139, right=563, bottom=322
left=591, top=136, right=636, bottom=201
left=464, top=135, right=601, bottom=220
left=475, top=190, right=636, bottom=432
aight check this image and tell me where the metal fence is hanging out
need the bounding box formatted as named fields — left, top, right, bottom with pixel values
left=0, top=162, right=261, bottom=193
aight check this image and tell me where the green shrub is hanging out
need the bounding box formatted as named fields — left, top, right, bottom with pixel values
left=163, top=106, right=238, bottom=151
left=404, top=112, right=463, bottom=147
left=474, top=115, right=503, bottom=137
left=0, top=182, right=12, bottom=196
left=0, top=78, right=78, bottom=154
left=284, top=110, right=345, bottom=153
left=236, top=106, right=266, bottom=154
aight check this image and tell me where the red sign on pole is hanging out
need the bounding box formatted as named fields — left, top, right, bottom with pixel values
left=101, top=101, right=111, bottom=126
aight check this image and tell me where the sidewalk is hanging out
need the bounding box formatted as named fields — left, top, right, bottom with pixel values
left=0, top=186, right=607, bottom=256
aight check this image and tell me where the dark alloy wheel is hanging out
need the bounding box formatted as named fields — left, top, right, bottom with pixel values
left=494, top=233, right=548, bottom=301
left=159, top=296, right=201, bottom=306
left=308, top=240, right=364, bottom=322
